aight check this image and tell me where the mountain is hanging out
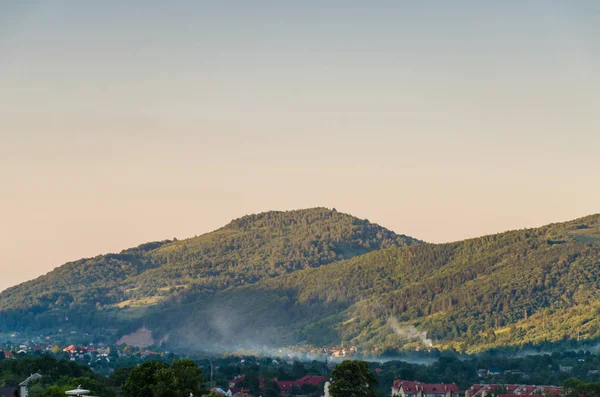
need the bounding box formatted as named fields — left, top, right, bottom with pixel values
left=2, top=209, right=600, bottom=355
left=143, top=213, right=600, bottom=354
left=0, top=208, right=419, bottom=333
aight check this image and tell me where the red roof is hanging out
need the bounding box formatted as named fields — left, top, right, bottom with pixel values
left=468, top=384, right=562, bottom=396
left=276, top=376, right=327, bottom=392
left=229, top=375, right=246, bottom=384
left=393, top=380, right=459, bottom=394
left=63, top=345, right=78, bottom=352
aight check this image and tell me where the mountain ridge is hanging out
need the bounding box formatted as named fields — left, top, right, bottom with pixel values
left=2, top=208, right=600, bottom=355
left=144, top=212, right=600, bottom=354
left=0, top=207, right=420, bottom=330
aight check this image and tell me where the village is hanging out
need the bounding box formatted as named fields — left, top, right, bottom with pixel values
left=4, top=334, right=600, bottom=397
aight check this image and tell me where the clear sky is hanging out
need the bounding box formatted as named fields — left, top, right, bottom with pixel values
left=1, top=1, right=599, bottom=292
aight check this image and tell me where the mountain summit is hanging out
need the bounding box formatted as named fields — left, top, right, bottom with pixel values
left=0, top=207, right=419, bottom=332
left=2, top=209, right=600, bottom=355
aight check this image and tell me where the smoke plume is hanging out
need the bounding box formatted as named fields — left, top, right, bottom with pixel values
left=388, top=317, right=433, bottom=347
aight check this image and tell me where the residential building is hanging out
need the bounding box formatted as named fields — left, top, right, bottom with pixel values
left=465, top=384, right=562, bottom=397
left=18, top=374, right=42, bottom=397
left=228, top=375, right=246, bottom=389
left=392, top=380, right=460, bottom=397
left=276, top=376, right=327, bottom=397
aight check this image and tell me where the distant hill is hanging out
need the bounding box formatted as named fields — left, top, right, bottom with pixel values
left=2, top=208, right=600, bottom=355
left=0, top=208, right=419, bottom=333
left=143, top=213, right=600, bottom=354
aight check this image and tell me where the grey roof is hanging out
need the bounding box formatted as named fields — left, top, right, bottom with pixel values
left=18, top=374, right=42, bottom=386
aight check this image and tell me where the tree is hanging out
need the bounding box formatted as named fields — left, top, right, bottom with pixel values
left=122, top=360, right=170, bottom=397
left=263, top=380, right=281, bottom=397
left=122, top=359, right=205, bottom=397
left=109, top=367, right=133, bottom=387
left=328, top=360, right=376, bottom=397
left=292, top=362, right=307, bottom=379
left=492, top=384, right=507, bottom=397
left=172, top=359, right=206, bottom=397
left=51, top=345, right=62, bottom=355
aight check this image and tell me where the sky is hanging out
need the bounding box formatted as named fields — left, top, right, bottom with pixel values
left=0, top=1, right=599, bottom=292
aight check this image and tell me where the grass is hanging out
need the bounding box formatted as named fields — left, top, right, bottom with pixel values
left=111, top=296, right=163, bottom=308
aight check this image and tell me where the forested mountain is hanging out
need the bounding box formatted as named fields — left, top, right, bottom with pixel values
left=0, top=208, right=419, bottom=332
left=144, top=213, right=600, bottom=354
left=2, top=208, right=600, bottom=355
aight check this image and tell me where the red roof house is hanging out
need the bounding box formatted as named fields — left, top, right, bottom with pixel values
left=392, top=380, right=460, bottom=397
left=228, top=375, right=246, bottom=389
left=466, top=384, right=562, bottom=397
left=63, top=345, right=78, bottom=353
left=276, top=376, right=327, bottom=396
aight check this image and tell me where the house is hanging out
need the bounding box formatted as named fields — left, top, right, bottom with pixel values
left=465, top=384, right=562, bottom=397
left=559, top=365, right=573, bottom=373
left=487, top=369, right=502, bottom=376
left=331, top=350, right=346, bottom=358
left=495, top=389, right=562, bottom=397
left=477, top=370, right=488, bottom=378
left=587, top=370, right=600, bottom=376
left=63, top=345, right=78, bottom=353
left=18, top=373, right=42, bottom=397
left=276, top=376, right=327, bottom=397
left=503, top=370, right=524, bottom=376
left=229, top=388, right=249, bottom=397
left=392, top=380, right=460, bottom=397
left=228, top=375, right=246, bottom=389
left=211, top=388, right=229, bottom=397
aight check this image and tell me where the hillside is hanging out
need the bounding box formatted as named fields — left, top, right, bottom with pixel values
left=0, top=208, right=419, bottom=332
left=144, top=213, right=600, bottom=354
left=3, top=209, right=600, bottom=355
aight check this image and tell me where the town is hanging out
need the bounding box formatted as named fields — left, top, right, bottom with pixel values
left=3, top=336, right=600, bottom=397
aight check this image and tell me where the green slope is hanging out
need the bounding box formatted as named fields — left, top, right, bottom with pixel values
left=150, top=213, right=600, bottom=354
left=3, top=208, right=600, bottom=355
left=0, top=208, right=419, bottom=332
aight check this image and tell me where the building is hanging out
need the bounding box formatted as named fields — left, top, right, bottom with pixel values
left=63, top=345, right=79, bottom=353
left=229, top=388, right=249, bottom=397
left=18, top=374, right=42, bottom=397
left=476, top=370, right=488, bottom=378
left=276, top=376, right=327, bottom=397
left=465, top=384, right=562, bottom=397
left=228, top=375, right=246, bottom=389
left=392, top=380, right=460, bottom=397
left=558, top=365, right=572, bottom=373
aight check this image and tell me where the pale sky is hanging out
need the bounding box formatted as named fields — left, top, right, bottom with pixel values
left=1, top=1, right=599, bottom=292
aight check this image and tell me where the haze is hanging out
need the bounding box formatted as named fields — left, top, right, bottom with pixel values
left=1, top=1, right=599, bottom=292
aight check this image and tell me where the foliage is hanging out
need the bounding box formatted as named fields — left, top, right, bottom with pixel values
left=329, top=360, right=376, bottom=397
left=0, top=356, right=113, bottom=397
left=121, top=359, right=205, bottom=397
left=562, top=378, right=600, bottom=397
left=2, top=209, right=600, bottom=355
left=0, top=208, right=418, bottom=335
